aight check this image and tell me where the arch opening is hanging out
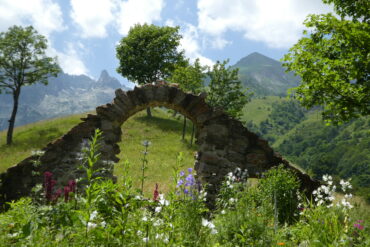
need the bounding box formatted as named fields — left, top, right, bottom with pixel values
left=0, top=84, right=320, bottom=207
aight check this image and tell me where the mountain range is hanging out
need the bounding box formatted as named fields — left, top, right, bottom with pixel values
left=0, top=70, right=129, bottom=130
left=0, top=52, right=298, bottom=130
left=234, top=52, right=299, bottom=96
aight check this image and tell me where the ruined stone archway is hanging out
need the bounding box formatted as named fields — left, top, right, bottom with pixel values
left=0, top=84, right=320, bottom=207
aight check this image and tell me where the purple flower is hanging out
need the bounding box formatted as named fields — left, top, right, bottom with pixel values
left=184, top=188, right=189, bottom=194
left=188, top=168, right=193, bottom=173
left=185, top=174, right=195, bottom=186
left=179, top=171, right=185, bottom=177
left=177, top=179, right=184, bottom=187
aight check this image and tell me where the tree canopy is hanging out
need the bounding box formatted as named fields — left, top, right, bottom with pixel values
left=168, top=58, right=207, bottom=94
left=116, top=24, right=186, bottom=85
left=206, top=60, right=252, bottom=119
left=282, top=0, right=369, bottom=124
left=0, top=25, right=60, bottom=144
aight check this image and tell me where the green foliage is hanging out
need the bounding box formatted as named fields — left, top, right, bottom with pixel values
left=282, top=1, right=370, bottom=124
left=0, top=25, right=60, bottom=94
left=206, top=60, right=252, bottom=118
left=0, top=148, right=369, bottom=246
left=116, top=24, right=185, bottom=85
left=277, top=117, right=370, bottom=201
left=214, top=186, right=276, bottom=246
left=257, top=100, right=307, bottom=142
left=259, top=165, right=301, bottom=225
left=167, top=58, right=207, bottom=94
left=322, top=0, right=369, bottom=22
left=0, top=25, right=60, bottom=144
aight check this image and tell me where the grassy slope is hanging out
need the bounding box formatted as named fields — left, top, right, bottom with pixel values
left=241, top=96, right=286, bottom=125
left=0, top=108, right=197, bottom=196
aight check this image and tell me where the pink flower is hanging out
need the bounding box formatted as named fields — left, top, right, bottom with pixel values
left=354, top=223, right=364, bottom=230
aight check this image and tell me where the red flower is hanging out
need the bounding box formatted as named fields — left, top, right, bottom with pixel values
left=43, top=172, right=54, bottom=202
left=68, top=179, right=76, bottom=193
left=153, top=183, right=159, bottom=201
left=52, top=188, right=63, bottom=202
left=64, top=186, right=71, bottom=202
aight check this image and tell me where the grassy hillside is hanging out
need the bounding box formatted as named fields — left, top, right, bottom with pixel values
left=241, top=96, right=285, bottom=125
left=242, top=97, right=370, bottom=201
left=0, top=108, right=197, bottom=195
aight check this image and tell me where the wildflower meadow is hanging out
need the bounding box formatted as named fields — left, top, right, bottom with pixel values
left=0, top=129, right=369, bottom=246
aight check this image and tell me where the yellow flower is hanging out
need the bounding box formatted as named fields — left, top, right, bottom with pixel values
left=277, top=243, right=285, bottom=246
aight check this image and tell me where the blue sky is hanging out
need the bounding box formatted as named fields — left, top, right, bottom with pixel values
left=0, top=0, right=333, bottom=86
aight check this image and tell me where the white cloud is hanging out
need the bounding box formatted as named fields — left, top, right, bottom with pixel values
left=116, top=0, right=165, bottom=35
left=70, top=0, right=117, bottom=38
left=197, top=0, right=333, bottom=48
left=49, top=43, right=89, bottom=76
left=180, top=24, right=214, bottom=67
left=0, top=0, right=65, bottom=36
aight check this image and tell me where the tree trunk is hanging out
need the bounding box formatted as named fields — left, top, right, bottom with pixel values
left=190, top=122, right=195, bottom=146
left=146, top=107, right=152, bottom=117
left=7, top=88, right=21, bottom=145
left=182, top=116, right=186, bottom=141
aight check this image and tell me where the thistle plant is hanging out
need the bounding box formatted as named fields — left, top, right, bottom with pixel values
left=140, top=140, right=151, bottom=195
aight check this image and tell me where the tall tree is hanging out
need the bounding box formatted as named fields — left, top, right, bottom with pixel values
left=206, top=60, right=252, bottom=119
left=116, top=24, right=186, bottom=117
left=168, top=58, right=208, bottom=144
left=0, top=26, right=60, bottom=145
left=282, top=0, right=369, bottom=124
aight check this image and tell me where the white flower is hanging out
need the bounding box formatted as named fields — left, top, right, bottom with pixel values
left=142, top=216, right=148, bottom=222
left=87, top=222, right=97, bottom=230
left=142, top=237, right=149, bottom=242
left=153, top=219, right=163, bottom=227
left=345, top=193, right=353, bottom=199
left=221, top=210, right=226, bottom=215
left=31, top=150, right=45, bottom=156
left=159, top=194, right=169, bottom=206
left=155, top=206, right=162, bottom=213
left=202, top=218, right=216, bottom=230
left=229, top=198, right=235, bottom=203
left=90, top=210, right=98, bottom=221
left=101, top=221, right=106, bottom=228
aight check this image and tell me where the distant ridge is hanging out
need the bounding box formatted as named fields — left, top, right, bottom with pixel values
left=0, top=70, right=129, bottom=130
left=233, top=52, right=300, bottom=96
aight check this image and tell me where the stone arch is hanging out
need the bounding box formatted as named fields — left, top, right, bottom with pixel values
left=0, top=84, right=320, bottom=207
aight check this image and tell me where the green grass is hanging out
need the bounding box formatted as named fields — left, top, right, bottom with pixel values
left=241, top=96, right=286, bottom=124
left=0, top=108, right=197, bottom=196
left=0, top=113, right=87, bottom=172
left=115, top=108, right=197, bottom=195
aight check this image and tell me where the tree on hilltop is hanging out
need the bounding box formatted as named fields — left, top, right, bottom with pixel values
left=0, top=25, right=60, bottom=145
left=116, top=24, right=186, bottom=117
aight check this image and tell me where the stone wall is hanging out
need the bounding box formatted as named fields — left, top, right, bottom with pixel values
left=0, top=84, right=320, bottom=209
